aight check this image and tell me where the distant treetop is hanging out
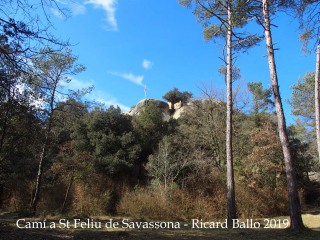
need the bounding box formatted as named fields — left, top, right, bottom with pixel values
left=162, top=88, right=192, bottom=110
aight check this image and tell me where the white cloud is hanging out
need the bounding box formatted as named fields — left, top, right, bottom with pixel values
left=50, top=8, right=65, bottom=19
left=60, top=78, right=130, bottom=112
left=109, top=71, right=144, bottom=86
left=16, top=82, right=45, bottom=109
left=52, top=1, right=118, bottom=30
left=87, top=90, right=130, bottom=112
left=85, top=0, right=118, bottom=31
left=59, top=78, right=94, bottom=90
left=70, top=2, right=86, bottom=16
left=56, top=0, right=67, bottom=4
left=95, top=98, right=130, bottom=112
left=142, top=59, right=153, bottom=70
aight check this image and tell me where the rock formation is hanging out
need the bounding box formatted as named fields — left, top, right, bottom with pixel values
left=126, top=98, right=194, bottom=121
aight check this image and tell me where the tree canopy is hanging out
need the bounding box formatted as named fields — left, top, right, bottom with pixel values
left=162, top=88, right=192, bottom=110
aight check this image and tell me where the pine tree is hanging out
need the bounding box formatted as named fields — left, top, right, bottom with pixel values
left=179, top=0, right=261, bottom=227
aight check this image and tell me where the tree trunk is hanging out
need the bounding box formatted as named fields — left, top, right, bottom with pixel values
left=226, top=0, right=236, bottom=227
left=262, top=0, right=304, bottom=231
left=315, top=43, right=320, bottom=164
left=30, top=128, right=50, bottom=216
left=0, top=111, right=8, bottom=155
left=30, top=78, right=58, bottom=216
left=0, top=98, right=12, bottom=155
left=61, top=171, right=74, bottom=214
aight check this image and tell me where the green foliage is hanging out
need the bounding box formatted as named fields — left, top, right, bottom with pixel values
left=0, top=69, right=315, bottom=217
left=203, top=24, right=226, bottom=40
left=179, top=0, right=262, bottom=49
left=290, top=72, right=318, bottom=170
left=29, top=48, right=87, bottom=113
left=0, top=67, right=41, bottom=193
left=218, top=65, right=241, bottom=82
left=134, top=101, right=164, bottom=133
left=288, top=126, right=314, bottom=179
left=162, top=88, right=192, bottom=110
left=0, top=102, right=41, bottom=181
left=247, top=81, right=274, bottom=114
left=133, top=101, right=168, bottom=158
left=52, top=98, right=88, bottom=143
left=0, top=101, right=42, bottom=210
left=74, top=106, right=141, bottom=176
left=290, top=72, right=315, bottom=125
left=294, top=0, right=320, bottom=51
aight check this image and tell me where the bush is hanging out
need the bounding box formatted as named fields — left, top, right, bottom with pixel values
left=118, top=179, right=292, bottom=221
left=70, top=183, right=111, bottom=216
left=236, top=182, right=289, bottom=218
left=117, top=183, right=224, bottom=221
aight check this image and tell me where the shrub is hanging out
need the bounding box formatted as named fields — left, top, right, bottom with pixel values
left=117, top=184, right=224, bottom=221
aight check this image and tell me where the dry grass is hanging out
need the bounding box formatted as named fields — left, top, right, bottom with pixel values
left=69, top=183, right=111, bottom=216
left=117, top=185, right=224, bottom=221
left=236, top=183, right=289, bottom=218
left=117, top=182, right=290, bottom=221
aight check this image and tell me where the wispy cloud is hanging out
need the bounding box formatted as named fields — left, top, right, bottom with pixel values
left=59, top=77, right=94, bottom=90
left=59, top=77, right=130, bottom=112
left=95, top=98, right=130, bottom=112
left=56, top=0, right=67, bottom=3
left=50, top=8, right=65, bottom=19
left=70, top=2, right=86, bottom=16
left=52, top=1, right=118, bottom=30
left=85, top=0, right=118, bottom=31
left=142, top=59, right=153, bottom=70
left=87, top=90, right=130, bottom=112
left=109, top=71, right=144, bottom=86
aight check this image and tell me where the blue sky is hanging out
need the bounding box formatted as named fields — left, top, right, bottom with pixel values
left=48, top=0, right=315, bottom=123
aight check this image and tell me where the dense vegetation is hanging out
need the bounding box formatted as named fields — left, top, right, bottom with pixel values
left=0, top=0, right=320, bottom=233
left=0, top=81, right=317, bottom=219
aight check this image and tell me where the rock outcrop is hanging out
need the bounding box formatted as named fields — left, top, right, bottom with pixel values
left=126, top=98, right=198, bottom=121
left=126, top=99, right=171, bottom=121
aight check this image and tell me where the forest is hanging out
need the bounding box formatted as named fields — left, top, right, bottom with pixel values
left=1, top=0, right=320, bottom=238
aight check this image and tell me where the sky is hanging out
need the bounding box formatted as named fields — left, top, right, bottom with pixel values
left=45, top=0, right=316, bottom=124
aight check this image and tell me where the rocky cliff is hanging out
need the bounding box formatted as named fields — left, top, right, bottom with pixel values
left=126, top=98, right=194, bottom=120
